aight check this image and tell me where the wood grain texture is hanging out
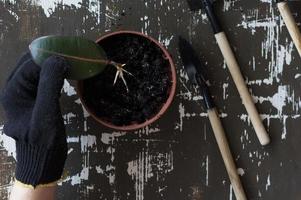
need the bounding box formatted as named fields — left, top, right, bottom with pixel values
left=215, top=31, right=270, bottom=146
left=278, top=2, right=301, bottom=58
left=0, top=0, right=301, bottom=200
left=207, top=108, right=246, bottom=200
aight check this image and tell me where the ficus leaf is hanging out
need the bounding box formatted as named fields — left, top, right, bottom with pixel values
left=29, top=36, right=108, bottom=80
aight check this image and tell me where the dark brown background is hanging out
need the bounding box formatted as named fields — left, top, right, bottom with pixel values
left=1, top=0, right=301, bottom=199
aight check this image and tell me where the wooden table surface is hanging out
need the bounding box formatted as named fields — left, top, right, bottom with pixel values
left=1, top=0, right=301, bottom=199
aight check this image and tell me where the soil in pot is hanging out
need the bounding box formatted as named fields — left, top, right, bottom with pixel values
left=82, top=33, right=172, bottom=126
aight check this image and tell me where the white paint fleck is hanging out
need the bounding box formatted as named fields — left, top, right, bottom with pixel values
left=67, top=136, right=80, bottom=143
left=8, top=9, right=19, bottom=21
left=127, top=151, right=173, bottom=200
left=223, top=83, right=229, bottom=99
left=80, top=135, right=97, bottom=153
left=106, top=164, right=116, bottom=184
left=63, top=79, right=77, bottom=96
left=95, top=165, right=104, bottom=174
left=178, top=103, right=185, bottom=132
left=68, top=148, right=74, bottom=154
left=158, top=35, right=174, bottom=47
left=281, top=116, right=288, bottom=140
left=265, top=174, right=271, bottom=191
left=258, top=161, right=262, bottom=167
left=101, top=132, right=127, bottom=145
left=63, top=112, right=76, bottom=124
left=63, top=167, right=89, bottom=186
left=206, top=155, right=209, bottom=186
left=223, top=0, right=239, bottom=11
left=271, top=85, right=288, bottom=115
left=0, top=125, right=16, bottom=160
left=237, top=168, right=245, bottom=176
left=295, top=74, right=301, bottom=79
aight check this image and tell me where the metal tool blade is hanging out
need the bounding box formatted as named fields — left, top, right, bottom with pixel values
left=178, top=36, right=215, bottom=109
left=178, top=36, right=208, bottom=87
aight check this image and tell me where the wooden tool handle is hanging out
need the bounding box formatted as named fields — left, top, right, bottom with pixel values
left=207, top=108, right=247, bottom=200
left=278, top=2, right=301, bottom=57
left=215, top=32, right=270, bottom=146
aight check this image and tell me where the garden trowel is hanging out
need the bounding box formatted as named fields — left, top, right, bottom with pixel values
left=179, top=36, right=247, bottom=200
left=277, top=0, right=301, bottom=58
left=185, top=0, right=270, bottom=146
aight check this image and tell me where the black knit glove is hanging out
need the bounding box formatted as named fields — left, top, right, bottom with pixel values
left=1, top=53, right=69, bottom=187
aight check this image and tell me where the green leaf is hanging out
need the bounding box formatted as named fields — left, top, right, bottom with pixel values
left=29, top=36, right=108, bottom=80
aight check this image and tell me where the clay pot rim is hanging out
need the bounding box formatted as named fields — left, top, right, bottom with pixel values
left=77, top=30, right=177, bottom=131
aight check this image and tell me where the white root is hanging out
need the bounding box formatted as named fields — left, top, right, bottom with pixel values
left=112, top=63, right=133, bottom=92
left=120, top=71, right=129, bottom=92
left=113, top=70, right=120, bottom=85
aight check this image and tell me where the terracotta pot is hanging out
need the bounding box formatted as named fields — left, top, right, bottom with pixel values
left=77, top=30, right=177, bottom=131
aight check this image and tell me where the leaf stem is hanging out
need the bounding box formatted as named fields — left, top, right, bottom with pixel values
left=29, top=45, right=133, bottom=92
left=29, top=45, right=121, bottom=66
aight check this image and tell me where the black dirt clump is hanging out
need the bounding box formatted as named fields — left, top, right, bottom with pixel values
left=82, top=33, right=172, bottom=126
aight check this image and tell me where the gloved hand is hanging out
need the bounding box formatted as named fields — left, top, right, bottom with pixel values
left=1, top=53, right=69, bottom=187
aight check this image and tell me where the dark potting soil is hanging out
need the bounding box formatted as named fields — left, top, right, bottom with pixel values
left=82, top=33, right=172, bottom=126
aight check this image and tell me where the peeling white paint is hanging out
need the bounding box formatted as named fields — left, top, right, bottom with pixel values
left=34, top=0, right=79, bottom=17
left=223, top=0, right=239, bottom=12
left=127, top=151, right=174, bottom=200
left=0, top=125, right=16, bottom=160
left=265, top=174, right=271, bottom=191
left=178, top=103, right=185, bottom=132
left=294, top=73, right=301, bottom=79
left=237, top=168, right=245, bottom=176
left=67, top=136, right=80, bottom=143
left=281, top=116, right=288, bottom=140
left=223, top=83, right=229, bottom=99
left=63, top=80, right=77, bottom=97
left=68, top=148, right=74, bottom=154
left=158, top=35, right=174, bottom=47
left=253, top=85, right=291, bottom=115
left=0, top=0, right=300, bottom=199
left=80, top=135, right=97, bottom=153
left=100, top=132, right=127, bottom=145
left=63, top=167, right=89, bottom=186
left=63, top=112, right=76, bottom=124
left=271, top=85, right=288, bottom=115
left=95, top=165, right=104, bottom=174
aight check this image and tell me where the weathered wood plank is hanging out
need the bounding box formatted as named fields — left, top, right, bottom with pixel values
left=1, top=0, right=301, bottom=199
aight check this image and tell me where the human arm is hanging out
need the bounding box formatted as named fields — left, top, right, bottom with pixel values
left=10, top=182, right=56, bottom=200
